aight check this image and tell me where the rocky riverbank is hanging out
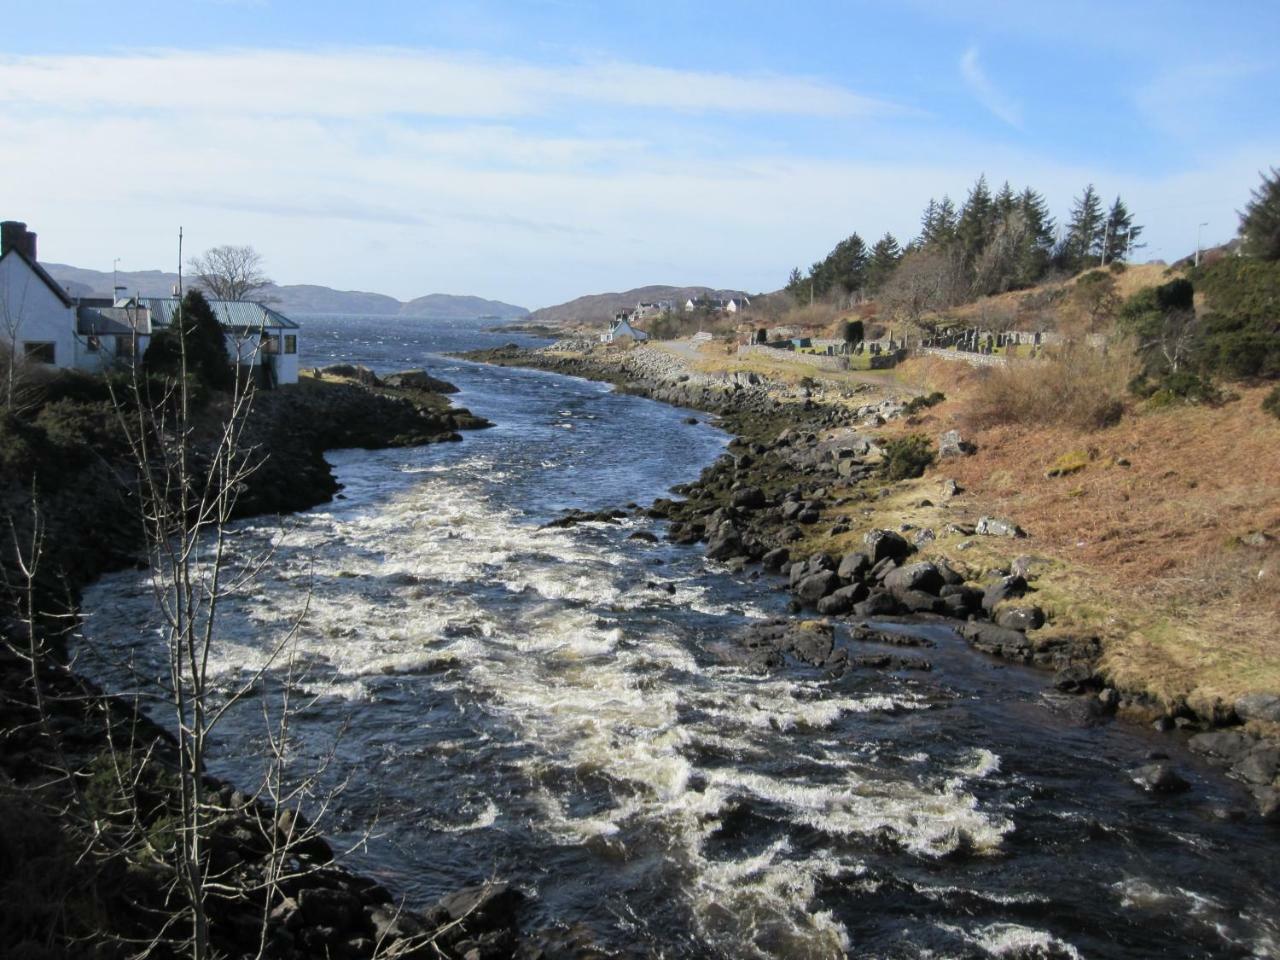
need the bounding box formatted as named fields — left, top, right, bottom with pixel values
left=461, top=341, right=1280, bottom=823
left=0, top=366, right=553, bottom=959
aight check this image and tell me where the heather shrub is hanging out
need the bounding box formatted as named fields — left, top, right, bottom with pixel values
left=964, top=341, right=1135, bottom=431
left=880, top=433, right=936, bottom=480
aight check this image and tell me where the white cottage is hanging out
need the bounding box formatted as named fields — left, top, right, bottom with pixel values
left=0, top=220, right=300, bottom=386
left=600, top=314, right=650, bottom=343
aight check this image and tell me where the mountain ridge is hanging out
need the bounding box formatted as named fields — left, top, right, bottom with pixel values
left=40, top=263, right=529, bottom=320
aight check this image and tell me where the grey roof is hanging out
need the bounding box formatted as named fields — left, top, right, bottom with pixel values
left=0, top=247, right=75, bottom=307
left=143, top=297, right=299, bottom=331
left=76, top=305, right=142, bottom=337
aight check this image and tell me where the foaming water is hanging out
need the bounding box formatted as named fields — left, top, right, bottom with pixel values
left=78, top=317, right=1280, bottom=958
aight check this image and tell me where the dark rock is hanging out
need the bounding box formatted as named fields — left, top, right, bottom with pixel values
left=705, top=524, right=744, bottom=561
left=995, top=605, right=1045, bottom=631
left=869, top=557, right=898, bottom=583
left=383, top=369, right=459, bottom=393
left=627, top=531, right=658, bottom=543
left=437, top=881, right=524, bottom=929
left=1130, top=763, right=1191, bottom=794
left=853, top=590, right=899, bottom=617
left=1053, top=664, right=1099, bottom=693
left=1188, top=731, right=1253, bottom=763
left=982, top=575, right=1028, bottom=613
left=797, top=508, right=821, bottom=524
left=883, top=561, right=944, bottom=595
left=1233, top=748, right=1280, bottom=785
left=863, top=528, right=913, bottom=564
left=1235, top=693, right=1280, bottom=724
left=817, top=593, right=853, bottom=616
left=761, top=547, right=791, bottom=572
left=795, top=571, right=841, bottom=605
left=731, top=486, right=767, bottom=510
left=1254, top=787, right=1280, bottom=822
left=298, top=887, right=362, bottom=932
left=959, top=622, right=1032, bottom=659
left=837, top=552, right=872, bottom=582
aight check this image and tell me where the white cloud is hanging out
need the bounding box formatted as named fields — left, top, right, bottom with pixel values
left=959, top=46, right=1022, bottom=128
left=0, top=48, right=895, bottom=120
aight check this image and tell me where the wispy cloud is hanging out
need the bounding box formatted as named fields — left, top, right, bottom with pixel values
left=959, top=46, right=1021, bottom=127
left=0, top=48, right=898, bottom=120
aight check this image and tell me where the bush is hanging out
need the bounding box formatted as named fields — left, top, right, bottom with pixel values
left=1264, top=385, right=1280, bottom=420
left=964, top=343, right=1135, bottom=432
left=143, top=289, right=233, bottom=392
left=881, top=433, right=936, bottom=480
left=903, top=391, right=945, bottom=415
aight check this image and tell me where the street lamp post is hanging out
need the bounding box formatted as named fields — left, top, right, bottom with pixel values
left=1195, top=222, right=1209, bottom=267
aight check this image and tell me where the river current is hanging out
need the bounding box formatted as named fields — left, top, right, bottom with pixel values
left=79, top=316, right=1279, bottom=959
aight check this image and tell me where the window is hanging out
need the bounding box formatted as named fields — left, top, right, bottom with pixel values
left=116, top=335, right=135, bottom=359
left=23, top=342, right=56, bottom=364
left=284, top=335, right=297, bottom=355
left=85, top=335, right=101, bottom=353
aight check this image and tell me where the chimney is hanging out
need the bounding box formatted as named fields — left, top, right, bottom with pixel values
left=1, top=221, right=38, bottom=260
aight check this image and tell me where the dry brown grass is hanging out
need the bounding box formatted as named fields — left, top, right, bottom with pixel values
left=962, top=342, right=1139, bottom=432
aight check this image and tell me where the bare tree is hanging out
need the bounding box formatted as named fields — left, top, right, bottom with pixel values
left=0, top=262, right=31, bottom=409
left=878, top=246, right=964, bottom=335
left=187, top=245, right=273, bottom=301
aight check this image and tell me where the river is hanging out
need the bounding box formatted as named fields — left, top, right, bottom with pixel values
left=78, top=315, right=1279, bottom=959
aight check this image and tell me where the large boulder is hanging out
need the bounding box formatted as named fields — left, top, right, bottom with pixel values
left=761, top=547, right=791, bottom=572
left=864, top=529, right=913, bottom=564
left=982, top=575, right=1028, bottom=614
left=1130, top=763, right=1191, bottom=794
left=705, top=523, right=744, bottom=561
left=976, top=516, right=1026, bottom=538
left=959, top=622, right=1033, bottom=660
left=383, top=369, right=459, bottom=393
left=883, top=561, right=944, bottom=596
left=938, top=430, right=973, bottom=458
left=795, top=570, right=841, bottom=605
left=995, top=605, right=1045, bottom=631
left=838, top=552, right=872, bottom=582
left=1235, top=693, right=1280, bottom=724
left=731, top=486, right=767, bottom=511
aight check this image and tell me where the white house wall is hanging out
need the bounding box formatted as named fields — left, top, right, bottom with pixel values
left=0, top=254, right=76, bottom=369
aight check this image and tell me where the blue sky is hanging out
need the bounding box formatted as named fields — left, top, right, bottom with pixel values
left=1, top=1, right=1277, bottom=307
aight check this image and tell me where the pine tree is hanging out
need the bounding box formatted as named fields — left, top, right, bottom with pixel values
left=867, top=233, right=903, bottom=293
left=1014, top=187, right=1056, bottom=286
left=143, top=289, right=233, bottom=392
left=786, top=266, right=806, bottom=299
left=1102, top=196, right=1142, bottom=263
left=994, top=181, right=1017, bottom=219
left=825, top=232, right=869, bottom=295
left=920, top=196, right=958, bottom=246
left=1061, top=184, right=1105, bottom=272
left=956, top=175, right=998, bottom=280
left=1240, top=167, right=1280, bottom=260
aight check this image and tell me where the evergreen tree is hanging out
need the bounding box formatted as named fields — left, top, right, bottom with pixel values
left=867, top=232, right=903, bottom=293
left=825, top=232, right=870, bottom=295
left=1240, top=166, right=1280, bottom=260
left=1015, top=187, right=1056, bottom=285
left=956, top=174, right=997, bottom=270
left=994, top=180, right=1017, bottom=219
left=143, top=289, right=233, bottom=392
left=1103, top=196, right=1143, bottom=263
left=1061, top=184, right=1106, bottom=272
left=786, top=266, right=806, bottom=299
left=920, top=196, right=958, bottom=246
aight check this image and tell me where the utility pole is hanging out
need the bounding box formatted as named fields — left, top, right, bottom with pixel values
left=1195, top=222, right=1209, bottom=267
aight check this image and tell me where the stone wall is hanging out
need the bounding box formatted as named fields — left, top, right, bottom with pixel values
left=735, top=344, right=851, bottom=371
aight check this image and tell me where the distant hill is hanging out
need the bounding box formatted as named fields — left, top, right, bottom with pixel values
left=529, top=285, right=751, bottom=327
left=40, top=263, right=528, bottom=320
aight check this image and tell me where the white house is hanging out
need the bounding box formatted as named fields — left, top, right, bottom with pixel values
left=1, top=222, right=81, bottom=371
left=600, top=314, right=650, bottom=344
left=0, top=220, right=299, bottom=386
left=142, top=298, right=300, bottom=386
left=724, top=296, right=751, bottom=313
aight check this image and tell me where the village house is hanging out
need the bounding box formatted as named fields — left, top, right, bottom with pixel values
left=632, top=300, right=673, bottom=320
left=0, top=220, right=300, bottom=386
left=600, top=312, right=650, bottom=344
left=683, top=295, right=750, bottom=313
